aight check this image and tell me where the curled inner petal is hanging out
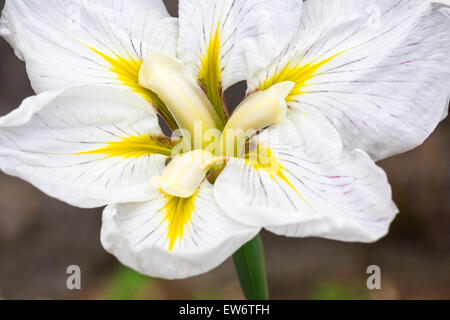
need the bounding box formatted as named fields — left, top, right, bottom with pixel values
left=139, top=51, right=221, bottom=148
left=220, top=81, right=294, bottom=157
left=152, top=150, right=216, bottom=198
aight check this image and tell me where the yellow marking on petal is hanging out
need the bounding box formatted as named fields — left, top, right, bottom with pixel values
left=162, top=191, right=197, bottom=251
left=247, top=145, right=311, bottom=206
left=76, top=135, right=175, bottom=159
left=259, top=52, right=344, bottom=102
left=87, top=46, right=178, bottom=130
left=199, top=22, right=227, bottom=128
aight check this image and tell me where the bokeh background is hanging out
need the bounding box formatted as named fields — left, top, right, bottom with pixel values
left=0, top=0, right=449, bottom=300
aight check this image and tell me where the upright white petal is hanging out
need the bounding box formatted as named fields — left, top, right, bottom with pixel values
left=0, top=0, right=178, bottom=128
left=267, top=0, right=303, bottom=55
left=178, top=0, right=302, bottom=126
left=248, top=0, right=450, bottom=160
left=0, top=86, right=174, bottom=208
left=215, top=111, right=398, bottom=243
left=101, top=181, right=259, bottom=279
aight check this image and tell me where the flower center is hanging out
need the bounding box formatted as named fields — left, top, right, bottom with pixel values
left=139, top=51, right=294, bottom=197
left=139, top=51, right=221, bottom=149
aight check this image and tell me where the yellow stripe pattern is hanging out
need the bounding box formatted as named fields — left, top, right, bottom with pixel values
left=199, top=23, right=227, bottom=128
left=162, top=191, right=197, bottom=251
left=76, top=135, right=175, bottom=159
left=259, top=52, right=344, bottom=102
left=247, top=145, right=310, bottom=205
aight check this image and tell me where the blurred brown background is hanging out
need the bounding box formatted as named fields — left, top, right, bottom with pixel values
left=0, top=0, right=449, bottom=300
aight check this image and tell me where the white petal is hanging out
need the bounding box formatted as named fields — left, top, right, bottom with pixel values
left=248, top=0, right=450, bottom=161
left=215, top=112, right=398, bottom=243
left=266, top=0, right=303, bottom=56
left=0, top=0, right=178, bottom=127
left=177, top=0, right=302, bottom=126
left=0, top=86, right=174, bottom=208
left=101, top=181, right=259, bottom=279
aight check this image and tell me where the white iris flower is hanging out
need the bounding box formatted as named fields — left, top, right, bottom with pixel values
left=0, top=0, right=448, bottom=280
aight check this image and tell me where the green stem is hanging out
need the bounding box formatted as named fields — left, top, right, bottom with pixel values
left=232, top=235, right=269, bottom=300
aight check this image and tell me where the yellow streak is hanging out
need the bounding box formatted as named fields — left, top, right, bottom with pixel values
left=87, top=46, right=178, bottom=130
left=247, top=145, right=310, bottom=205
left=199, top=22, right=227, bottom=128
left=259, top=52, right=344, bottom=101
left=76, top=135, right=175, bottom=159
left=162, top=191, right=197, bottom=251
